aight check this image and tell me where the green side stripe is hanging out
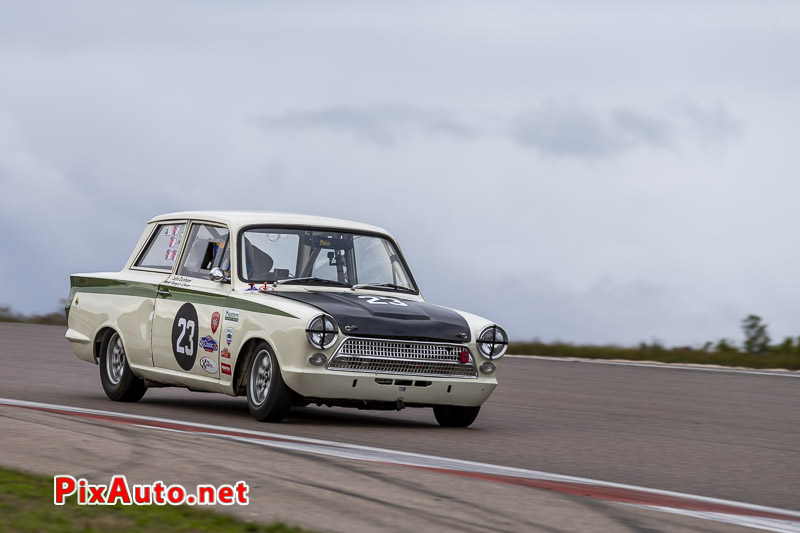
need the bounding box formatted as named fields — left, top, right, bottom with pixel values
left=226, top=296, right=297, bottom=318
left=162, top=287, right=228, bottom=307
left=70, top=277, right=158, bottom=298
left=68, top=276, right=297, bottom=319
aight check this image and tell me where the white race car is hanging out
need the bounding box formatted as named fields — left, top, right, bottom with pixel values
left=65, top=211, right=507, bottom=426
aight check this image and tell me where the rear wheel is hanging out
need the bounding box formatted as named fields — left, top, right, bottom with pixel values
left=247, top=342, right=292, bottom=422
left=99, top=331, right=146, bottom=402
left=433, top=405, right=480, bottom=427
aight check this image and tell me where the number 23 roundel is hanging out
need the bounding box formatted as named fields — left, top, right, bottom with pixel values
left=171, top=303, right=199, bottom=371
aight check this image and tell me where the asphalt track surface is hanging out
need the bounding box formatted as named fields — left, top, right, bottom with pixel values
left=1, top=323, right=798, bottom=532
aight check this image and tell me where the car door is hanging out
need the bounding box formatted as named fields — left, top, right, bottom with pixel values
left=151, top=222, right=232, bottom=382
left=119, top=220, right=188, bottom=368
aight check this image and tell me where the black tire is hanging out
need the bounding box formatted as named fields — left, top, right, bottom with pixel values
left=246, top=342, right=292, bottom=422
left=99, top=331, right=146, bottom=402
left=433, top=405, right=480, bottom=427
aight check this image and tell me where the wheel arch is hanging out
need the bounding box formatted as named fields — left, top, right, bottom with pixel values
left=232, top=337, right=267, bottom=396
left=92, top=326, right=117, bottom=364
left=232, top=336, right=299, bottom=398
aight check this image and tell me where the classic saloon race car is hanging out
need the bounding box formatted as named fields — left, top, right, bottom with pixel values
left=65, top=211, right=507, bottom=426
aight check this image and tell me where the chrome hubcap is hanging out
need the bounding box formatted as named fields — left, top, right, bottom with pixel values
left=249, top=350, right=272, bottom=406
left=106, top=334, right=125, bottom=385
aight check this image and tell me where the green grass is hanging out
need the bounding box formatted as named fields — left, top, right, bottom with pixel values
left=509, top=341, right=800, bottom=370
left=0, top=466, right=314, bottom=533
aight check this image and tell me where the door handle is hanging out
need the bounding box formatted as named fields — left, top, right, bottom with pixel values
left=157, top=288, right=171, bottom=297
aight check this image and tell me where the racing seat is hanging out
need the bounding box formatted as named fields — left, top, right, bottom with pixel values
left=244, top=237, right=274, bottom=280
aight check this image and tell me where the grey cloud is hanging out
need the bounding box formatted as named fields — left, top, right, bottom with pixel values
left=510, top=102, right=636, bottom=157
left=675, top=100, right=744, bottom=143
left=612, top=109, right=673, bottom=146
left=259, top=99, right=740, bottom=158
left=258, top=104, right=477, bottom=147
left=509, top=100, right=742, bottom=157
left=510, top=101, right=681, bottom=157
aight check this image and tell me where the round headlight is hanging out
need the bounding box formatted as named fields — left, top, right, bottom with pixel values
left=306, top=314, right=338, bottom=350
left=477, top=325, right=508, bottom=359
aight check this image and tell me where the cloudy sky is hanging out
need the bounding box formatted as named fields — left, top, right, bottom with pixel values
left=1, top=1, right=799, bottom=346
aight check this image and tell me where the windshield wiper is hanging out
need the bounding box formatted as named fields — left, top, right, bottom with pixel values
left=351, top=282, right=416, bottom=293
left=275, top=277, right=350, bottom=287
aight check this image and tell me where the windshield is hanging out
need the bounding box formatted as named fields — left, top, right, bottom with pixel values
left=239, top=228, right=417, bottom=292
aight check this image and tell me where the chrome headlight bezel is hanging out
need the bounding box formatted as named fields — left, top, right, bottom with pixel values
left=477, top=325, right=508, bottom=359
left=306, top=314, right=339, bottom=350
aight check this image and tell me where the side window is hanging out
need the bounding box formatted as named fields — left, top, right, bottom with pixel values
left=177, top=224, right=230, bottom=279
left=136, top=223, right=186, bottom=271
left=353, top=236, right=392, bottom=285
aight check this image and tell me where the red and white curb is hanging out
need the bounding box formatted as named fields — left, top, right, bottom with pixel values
left=2, top=398, right=799, bottom=532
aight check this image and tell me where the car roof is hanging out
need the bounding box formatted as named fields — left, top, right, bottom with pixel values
left=149, top=211, right=393, bottom=237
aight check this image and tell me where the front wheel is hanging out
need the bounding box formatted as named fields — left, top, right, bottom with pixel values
left=99, top=331, right=146, bottom=402
left=247, top=342, right=292, bottom=422
left=433, top=405, right=480, bottom=427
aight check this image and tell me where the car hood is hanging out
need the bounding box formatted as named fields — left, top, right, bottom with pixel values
left=274, top=291, right=471, bottom=343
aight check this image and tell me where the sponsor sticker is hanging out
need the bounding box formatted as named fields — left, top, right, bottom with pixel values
left=221, top=363, right=231, bottom=375
left=199, top=356, right=218, bottom=374
left=211, top=312, right=220, bottom=334
left=200, top=335, right=218, bottom=353
left=224, top=310, right=239, bottom=323
left=220, top=348, right=231, bottom=359
left=226, top=327, right=234, bottom=345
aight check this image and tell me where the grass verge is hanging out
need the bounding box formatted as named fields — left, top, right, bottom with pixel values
left=0, top=465, right=314, bottom=533
left=509, top=341, right=800, bottom=370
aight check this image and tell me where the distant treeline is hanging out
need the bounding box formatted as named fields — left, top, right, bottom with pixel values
left=511, top=315, right=800, bottom=370
left=0, top=304, right=66, bottom=326
left=1, top=304, right=797, bottom=370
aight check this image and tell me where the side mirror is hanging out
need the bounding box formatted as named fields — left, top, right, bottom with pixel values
left=209, top=267, right=230, bottom=283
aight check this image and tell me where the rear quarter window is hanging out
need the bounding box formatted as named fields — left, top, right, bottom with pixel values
left=135, top=223, right=186, bottom=271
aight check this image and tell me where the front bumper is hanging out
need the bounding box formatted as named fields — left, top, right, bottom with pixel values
left=282, top=367, right=497, bottom=407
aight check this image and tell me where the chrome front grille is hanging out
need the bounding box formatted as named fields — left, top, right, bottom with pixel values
left=328, top=338, right=477, bottom=378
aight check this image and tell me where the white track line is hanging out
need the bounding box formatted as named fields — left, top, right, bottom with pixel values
left=506, top=354, right=800, bottom=377
left=1, top=397, right=799, bottom=532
